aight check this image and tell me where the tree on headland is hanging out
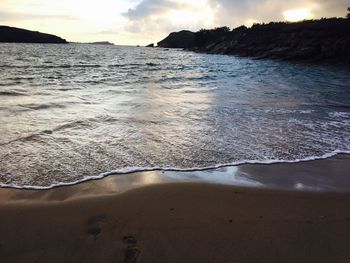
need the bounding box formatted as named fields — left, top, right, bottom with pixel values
left=194, top=27, right=231, bottom=47
left=214, top=26, right=230, bottom=33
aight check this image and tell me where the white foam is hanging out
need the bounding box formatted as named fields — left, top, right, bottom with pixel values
left=1, top=150, right=349, bottom=190
left=328, top=112, right=350, bottom=118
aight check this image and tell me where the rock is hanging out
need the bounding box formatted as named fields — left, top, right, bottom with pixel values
left=146, top=43, right=154, bottom=47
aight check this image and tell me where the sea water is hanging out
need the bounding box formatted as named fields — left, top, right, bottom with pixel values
left=0, top=43, right=350, bottom=188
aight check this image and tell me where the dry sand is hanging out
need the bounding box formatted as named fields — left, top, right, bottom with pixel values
left=1, top=177, right=350, bottom=262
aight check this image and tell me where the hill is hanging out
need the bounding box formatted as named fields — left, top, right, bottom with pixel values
left=157, top=18, right=350, bottom=65
left=0, top=26, right=67, bottom=44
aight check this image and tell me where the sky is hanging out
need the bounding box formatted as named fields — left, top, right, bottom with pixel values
left=0, top=0, right=348, bottom=45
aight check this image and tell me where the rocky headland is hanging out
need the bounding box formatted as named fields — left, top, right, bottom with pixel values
left=158, top=18, right=350, bottom=65
left=0, top=26, right=67, bottom=44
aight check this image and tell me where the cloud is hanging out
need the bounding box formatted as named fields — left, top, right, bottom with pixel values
left=207, top=0, right=312, bottom=25
left=90, top=30, right=119, bottom=35
left=122, top=0, right=215, bottom=40
left=122, top=0, right=350, bottom=37
left=0, top=11, right=77, bottom=22
left=207, top=0, right=349, bottom=25
left=316, top=0, right=350, bottom=17
left=123, top=0, right=181, bottom=20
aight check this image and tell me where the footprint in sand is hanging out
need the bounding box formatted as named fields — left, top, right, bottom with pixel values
left=86, top=214, right=106, bottom=240
left=122, top=235, right=141, bottom=263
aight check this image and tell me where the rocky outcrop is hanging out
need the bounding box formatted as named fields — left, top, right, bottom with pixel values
left=0, top=26, right=67, bottom=44
left=157, top=30, right=195, bottom=48
left=158, top=18, right=350, bottom=65
left=146, top=43, right=154, bottom=47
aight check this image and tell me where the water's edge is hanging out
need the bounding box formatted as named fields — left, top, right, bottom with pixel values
left=2, top=150, right=349, bottom=190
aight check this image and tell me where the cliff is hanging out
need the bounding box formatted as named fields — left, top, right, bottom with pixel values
left=157, top=18, right=350, bottom=64
left=0, top=26, right=67, bottom=44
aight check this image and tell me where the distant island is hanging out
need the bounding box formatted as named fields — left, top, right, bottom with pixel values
left=158, top=17, right=350, bottom=65
left=86, top=41, right=114, bottom=45
left=0, top=25, right=67, bottom=44
left=69, top=41, right=115, bottom=45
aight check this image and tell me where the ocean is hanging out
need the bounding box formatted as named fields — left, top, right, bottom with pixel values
left=1, top=43, right=350, bottom=188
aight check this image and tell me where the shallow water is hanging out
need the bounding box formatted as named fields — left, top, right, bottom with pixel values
left=0, top=43, right=350, bottom=187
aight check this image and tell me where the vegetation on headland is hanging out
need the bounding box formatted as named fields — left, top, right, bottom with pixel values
left=158, top=12, right=350, bottom=65
left=0, top=25, right=67, bottom=44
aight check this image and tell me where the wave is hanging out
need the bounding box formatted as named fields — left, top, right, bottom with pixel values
left=0, top=133, right=43, bottom=146
left=0, top=91, right=26, bottom=96
left=328, top=111, right=350, bottom=118
left=146, top=62, right=158, bottom=66
left=1, top=150, right=349, bottom=190
left=108, top=62, right=160, bottom=68
left=18, top=102, right=66, bottom=111
left=0, top=115, right=119, bottom=145
left=0, top=64, right=102, bottom=69
left=156, top=75, right=215, bottom=84
left=6, top=77, right=34, bottom=81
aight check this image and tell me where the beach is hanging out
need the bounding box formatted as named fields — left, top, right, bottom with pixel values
left=1, top=155, right=350, bottom=263
left=1, top=5, right=350, bottom=263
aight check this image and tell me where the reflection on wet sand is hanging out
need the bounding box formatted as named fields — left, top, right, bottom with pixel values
left=1, top=154, right=349, bottom=204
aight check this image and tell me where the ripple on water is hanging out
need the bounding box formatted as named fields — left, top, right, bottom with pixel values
left=0, top=44, right=350, bottom=187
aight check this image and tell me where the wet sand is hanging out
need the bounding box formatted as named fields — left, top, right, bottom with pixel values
left=1, top=156, right=350, bottom=263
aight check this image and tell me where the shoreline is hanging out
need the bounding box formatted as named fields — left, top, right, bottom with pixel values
left=1, top=151, right=350, bottom=191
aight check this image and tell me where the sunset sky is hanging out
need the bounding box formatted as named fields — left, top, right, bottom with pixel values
left=0, top=0, right=348, bottom=45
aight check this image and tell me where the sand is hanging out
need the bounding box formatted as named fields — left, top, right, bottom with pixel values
left=1, top=172, right=350, bottom=262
